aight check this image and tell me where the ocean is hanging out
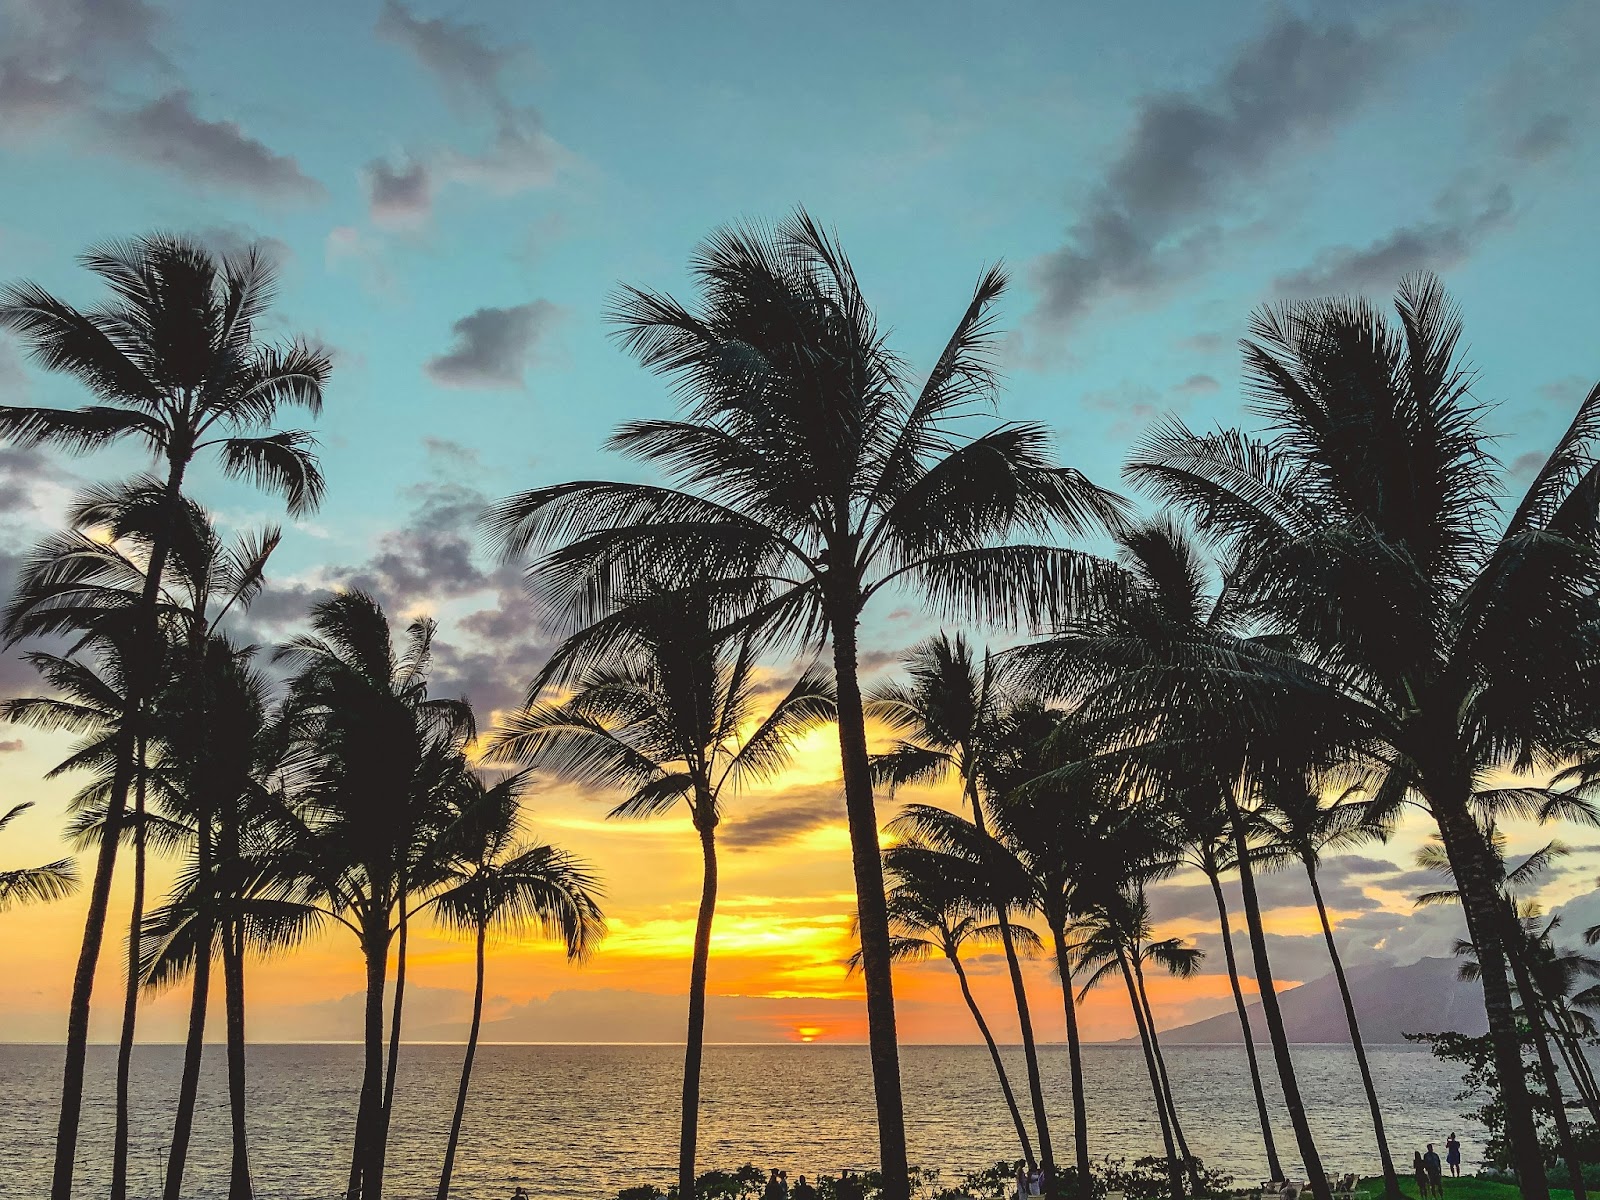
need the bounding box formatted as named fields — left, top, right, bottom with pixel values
left=0, top=1042, right=1468, bottom=1199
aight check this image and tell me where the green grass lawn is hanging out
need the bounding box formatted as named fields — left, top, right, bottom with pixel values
left=1356, top=1178, right=1576, bottom=1199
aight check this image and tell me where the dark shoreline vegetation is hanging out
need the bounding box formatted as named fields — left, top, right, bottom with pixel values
left=1, top=213, right=1599, bottom=1200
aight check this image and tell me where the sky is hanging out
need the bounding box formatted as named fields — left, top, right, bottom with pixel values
left=1, top=0, right=1599, bottom=1046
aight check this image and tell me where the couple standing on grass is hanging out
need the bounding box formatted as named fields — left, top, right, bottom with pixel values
left=1413, top=1133, right=1463, bottom=1196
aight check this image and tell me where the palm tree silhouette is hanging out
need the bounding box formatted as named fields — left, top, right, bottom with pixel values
left=1166, top=791, right=1282, bottom=1180
left=1015, top=516, right=1336, bottom=1197
left=0, top=803, right=77, bottom=910
left=858, top=842, right=1042, bottom=1168
left=1075, top=889, right=1203, bottom=1198
left=866, top=634, right=1055, bottom=1179
left=1419, top=832, right=1594, bottom=1197
left=1256, top=774, right=1402, bottom=1198
left=426, top=769, right=606, bottom=1200
left=275, top=591, right=474, bottom=1200
left=1127, top=277, right=1600, bottom=1199
left=0, top=234, right=330, bottom=1200
left=486, top=214, right=1122, bottom=1196
left=490, top=586, right=833, bottom=1200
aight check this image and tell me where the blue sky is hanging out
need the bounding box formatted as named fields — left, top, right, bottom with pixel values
left=2, top=0, right=1599, bottom=1041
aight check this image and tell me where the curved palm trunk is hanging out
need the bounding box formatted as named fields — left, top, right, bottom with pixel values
left=1048, top=919, right=1093, bottom=1199
left=969, top=781, right=1052, bottom=1182
left=52, top=461, right=185, bottom=1200
left=1504, top=927, right=1587, bottom=1199
left=832, top=614, right=909, bottom=1200
left=50, top=741, right=136, bottom=1200
left=1205, top=867, right=1282, bottom=1180
left=1115, top=948, right=1182, bottom=1199
left=348, top=920, right=390, bottom=1200
left=1434, top=799, right=1549, bottom=1199
left=163, top=916, right=212, bottom=1200
left=1305, top=867, right=1399, bottom=1200
left=1224, top=791, right=1329, bottom=1200
left=678, top=817, right=720, bottom=1200
left=371, top=900, right=409, bottom=1198
left=1131, top=953, right=1201, bottom=1193
left=111, top=745, right=148, bottom=1200
left=224, top=919, right=253, bottom=1199
left=997, top=915, right=1052, bottom=1175
left=437, top=924, right=487, bottom=1200
left=947, top=947, right=1034, bottom=1168
left=1550, top=1014, right=1600, bottom=1125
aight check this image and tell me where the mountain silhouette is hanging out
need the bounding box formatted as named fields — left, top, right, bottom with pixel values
left=1150, top=957, right=1487, bottom=1043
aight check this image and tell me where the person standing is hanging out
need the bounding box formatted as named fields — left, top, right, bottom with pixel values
left=1445, top=1133, right=1462, bottom=1178
left=1014, top=1163, right=1029, bottom=1200
left=764, top=1169, right=784, bottom=1200
left=793, top=1176, right=817, bottom=1200
left=1414, top=1151, right=1430, bottom=1197
left=1424, top=1144, right=1443, bottom=1195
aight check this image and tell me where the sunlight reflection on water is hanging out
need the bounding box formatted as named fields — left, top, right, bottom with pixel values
left=0, top=1042, right=1467, bottom=1199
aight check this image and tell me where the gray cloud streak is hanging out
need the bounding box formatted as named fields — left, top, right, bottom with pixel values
left=425, top=300, right=559, bottom=389
left=1033, top=14, right=1400, bottom=329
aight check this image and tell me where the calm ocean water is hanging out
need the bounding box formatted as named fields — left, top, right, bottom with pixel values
left=0, top=1042, right=1468, bottom=1199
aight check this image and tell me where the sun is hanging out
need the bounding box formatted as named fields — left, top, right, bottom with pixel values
left=794, top=1026, right=825, bottom=1043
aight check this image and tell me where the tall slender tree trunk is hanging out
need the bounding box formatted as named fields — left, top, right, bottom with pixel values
left=1550, top=1015, right=1600, bottom=1125
left=52, top=459, right=185, bottom=1200
left=1224, top=790, right=1329, bottom=1200
left=437, top=924, right=487, bottom=1200
left=348, top=923, right=389, bottom=1200
left=163, top=916, right=212, bottom=1200
left=1205, top=867, right=1282, bottom=1180
left=1115, top=948, right=1183, bottom=1199
left=1504, top=920, right=1587, bottom=1199
left=51, top=742, right=136, bottom=1200
left=948, top=948, right=1034, bottom=1167
left=678, top=815, right=720, bottom=1200
left=1048, top=919, right=1093, bottom=1198
left=1131, top=952, right=1201, bottom=1193
left=1433, top=797, right=1549, bottom=1199
left=224, top=919, right=253, bottom=1199
left=1305, top=868, right=1399, bottom=1199
left=371, top=901, right=408, bottom=1198
left=969, top=780, right=1053, bottom=1183
left=111, top=743, right=147, bottom=1200
left=831, top=611, right=908, bottom=1200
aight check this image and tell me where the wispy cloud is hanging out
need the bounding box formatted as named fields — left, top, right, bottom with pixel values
left=1032, top=13, right=1404, bottom=330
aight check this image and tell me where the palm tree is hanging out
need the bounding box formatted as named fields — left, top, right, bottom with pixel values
left=891, top=704, right=1160, bottom=1200
left=862, top=842, right=1041, bottom=1168
left=0, top=234, right=330, bottom=1200
left=1419, top=834, right=1593, bottom=1198
left=144, top=633, right=314, bottom=1200
left=426, top=769, right=606, bottom=1200
left=489, top=586, right=834, bottom=1200
left=1075, top=888, right=1203, bottom=1198
left=0, top=803, right=77, bottom=909
left=1125, top=278, right=1600, bottom=1198
left=1168, top=796, right=1283, bottom=1180
left=1016, top=517, right=1338, bottom=1198
left=274, top=591, right=474, bottom=1200
left=484, top=212, right=1122, bottom=1199
left=1255, top=776, right=1402, bottom=1199
left=867, top=634, right=1055, bottom=1178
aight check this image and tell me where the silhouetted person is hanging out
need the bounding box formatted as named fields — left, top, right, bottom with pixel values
left=1445, top=1133, right=1461, bottom=1178
left=1014, top=1164, right=1029, bottom=1200
left=793, top=1175, right=817, bottom=1200
left=764, top=1169, right=784, bottom=1200
left=1414, top=1151, right=1429, bottom=1197
left=1424, top=1145, right=1443, bottom=1195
